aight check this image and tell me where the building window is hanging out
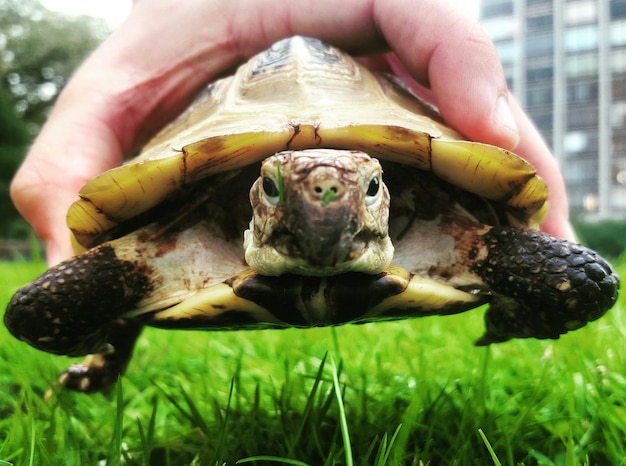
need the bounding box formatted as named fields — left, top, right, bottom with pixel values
left=562, top=159, right=597, bottom=184
left=611, top=20, right=626, bottom=46
left=610, top=0, right=626, bottom=19
left=614, top=157, right=626, bottom=186
left=566, top=53, right=598, bottom=77
left=495, top=40, right=515, bottom=64
left=613, top=75, right=626, bottom=99
left=565, top=1, right=597, bottom=25
left=612, top=100, right=626, bottom=127
left=612, top=48, right=626, bottom=73
left=527, top=63, right=554, bottom=81
left=525, top=33, right=553, bottom=57
left=483, top=17, right=516, bottom=41
left=527, top=84, right=554, bottom=106
left=564, top=130, right=598, bottom=154
left=527, top=0, right=551, bottom=6
left=564, top=25, right=598, bottom=52
left=566, top=80, right=598, bottom=103
left=481, top=1, right=513, bottom=18
left=614, top=132, right=626, bottom=156
left=526, top=14, right=553, bottom=32
left=530, top=109, right=553, bottom=130
left=567, top=105, right=598, bottom=128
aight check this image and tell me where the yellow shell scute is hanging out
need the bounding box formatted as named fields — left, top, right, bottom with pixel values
left=68, top=156, right=183, bottom=247
left=67, top=36, right=549, bottom=250
left=431, top=139, right=548, bottom=225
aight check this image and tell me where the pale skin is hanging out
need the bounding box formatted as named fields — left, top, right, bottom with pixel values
left=10, top=0, right=574, bottom=265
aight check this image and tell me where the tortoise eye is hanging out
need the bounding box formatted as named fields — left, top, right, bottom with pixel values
left=365, top=176, right=381, bottom=206
left=262, top=177, right=280, bottom=202
left=366, top=177, right=380, bottom=197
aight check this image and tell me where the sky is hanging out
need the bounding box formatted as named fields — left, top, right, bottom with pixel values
left=41, top=0, right=480, bottom=29
left=41, top=0, right=133, bottom=27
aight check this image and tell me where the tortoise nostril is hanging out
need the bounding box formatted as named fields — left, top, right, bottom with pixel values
left=313, top=185, right=338, bottom=196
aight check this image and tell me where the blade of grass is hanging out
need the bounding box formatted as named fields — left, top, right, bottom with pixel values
left=155, top=382, right=211, bottom=436
left=330, top=356, right=352, bottom=466
left=211, top=377, right=235, bottom=464
left=136, top=396, right=158, bottom=466
left=287, top=354, right=328, bottom=454
left=321, top=190, right=335, bottom=206
left=478, top=429, right=502, bottom=466
left=237, top=456, right=310, bottom=465
left=28, top=417, right=35, bottom=466
left=372, top=424, right=403, bottom=466
left=330, top=327, right=342, bottom=361
left=108, top=379, right=124, bottom=466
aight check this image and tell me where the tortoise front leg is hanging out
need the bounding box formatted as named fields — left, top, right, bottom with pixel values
left=470, top=226, right=619, bottom=344
left=5, top=244, right=153, bottom=391
left=5, top=244, right=152, bottom=355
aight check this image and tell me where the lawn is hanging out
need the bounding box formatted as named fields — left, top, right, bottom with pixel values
left=0, top=257, right=624, bottom=465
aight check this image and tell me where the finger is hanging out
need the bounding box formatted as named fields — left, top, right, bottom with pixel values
left=369, top=0, right=519, bottom=151
left=10, top=90, right=125, bottom=264
left=508, top=97, right=575, bottom=241
left=365, top=3, right=571, bottom=239
left=370, top=56, right=572, bottom=240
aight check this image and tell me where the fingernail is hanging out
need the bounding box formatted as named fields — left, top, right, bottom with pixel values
left=494, top=95, right=520, bottom=147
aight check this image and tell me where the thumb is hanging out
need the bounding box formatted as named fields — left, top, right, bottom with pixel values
left=10, top=96, right=124, bottom=265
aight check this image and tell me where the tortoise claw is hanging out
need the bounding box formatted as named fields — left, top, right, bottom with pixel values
left=58, top=353, right=118, bottom=393
left=57, top=320, right=143, bottom=393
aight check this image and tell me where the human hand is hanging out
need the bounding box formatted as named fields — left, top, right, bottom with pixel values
left=10, top=0, right=574, bottom=265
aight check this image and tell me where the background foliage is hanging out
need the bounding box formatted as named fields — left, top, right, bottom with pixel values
left=0, top=0, right=107, bottom=238
left=573, top=218, right=626, bottom=258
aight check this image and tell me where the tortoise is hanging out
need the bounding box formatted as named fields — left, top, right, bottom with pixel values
left=5, top=36, right=619, bottom=392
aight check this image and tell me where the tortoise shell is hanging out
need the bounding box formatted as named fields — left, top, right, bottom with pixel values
left=5, top=37, right=618, bottom=392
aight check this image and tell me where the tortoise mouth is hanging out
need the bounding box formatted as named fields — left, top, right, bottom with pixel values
left=268, top=224, right=379, bottom=268
left=244, top=224, right=393, bottom=277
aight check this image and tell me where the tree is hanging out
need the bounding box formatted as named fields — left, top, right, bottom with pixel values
left=0, top=0, right=109, bottom=238
left=0, top=85, right=30, bottom=238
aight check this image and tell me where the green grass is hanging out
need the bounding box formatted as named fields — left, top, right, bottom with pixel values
left=0, top=259, right=625, bottom=465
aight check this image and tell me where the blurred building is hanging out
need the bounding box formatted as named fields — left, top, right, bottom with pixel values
left=480, top=0, right=626, bottom=219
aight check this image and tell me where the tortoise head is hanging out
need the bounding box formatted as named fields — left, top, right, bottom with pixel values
left=244, top=149, right=394, bottom=276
